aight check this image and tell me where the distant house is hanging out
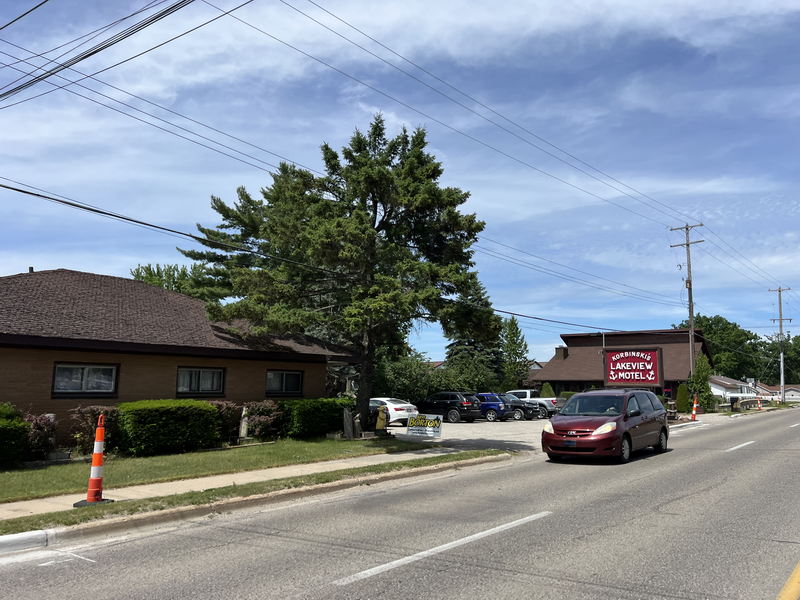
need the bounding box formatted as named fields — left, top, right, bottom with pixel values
left=0, top=269, right=357, bottom=432
left=709, top=376, right=757, bottom=403
left=756, top=382, right=800, bottom=402
left=527, top=329, right=710, bottom=397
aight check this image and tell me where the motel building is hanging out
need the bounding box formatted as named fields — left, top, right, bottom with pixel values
left=528, top=329, right=711, bottom=399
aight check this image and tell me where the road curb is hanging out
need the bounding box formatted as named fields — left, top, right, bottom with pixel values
left=0, top=452, right=511, bottom=553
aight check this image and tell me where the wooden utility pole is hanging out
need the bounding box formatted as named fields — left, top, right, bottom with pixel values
left=671, top=223, right=704, bottom=376
left=770, top=287, right=792, bottom=404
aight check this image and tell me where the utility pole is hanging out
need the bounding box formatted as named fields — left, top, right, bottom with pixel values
left=671, top=223, right=704, bottom=376
left=770, top=287, right=792, bottom=404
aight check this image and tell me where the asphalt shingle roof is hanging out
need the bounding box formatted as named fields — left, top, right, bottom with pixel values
left=0, top=269, right=355, bottom=360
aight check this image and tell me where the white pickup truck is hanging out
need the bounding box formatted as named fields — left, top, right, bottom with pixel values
left=505, top=389, right=559, bottom=418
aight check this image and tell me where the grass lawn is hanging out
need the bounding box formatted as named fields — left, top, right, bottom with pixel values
left=0, top=437, right=432, bottom=503
left=0, top=449, right=506, bottom=535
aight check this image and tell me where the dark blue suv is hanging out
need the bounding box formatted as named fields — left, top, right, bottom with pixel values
left=475, top=392, right=515, bottom=422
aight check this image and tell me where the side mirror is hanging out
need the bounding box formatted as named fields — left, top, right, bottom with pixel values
left=627, top=409, right=641, bottom=418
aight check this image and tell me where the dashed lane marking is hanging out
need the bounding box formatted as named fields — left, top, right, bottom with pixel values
left=725, top=441, right=756, bottom=452
left=333, top=511, right=552, bottom=586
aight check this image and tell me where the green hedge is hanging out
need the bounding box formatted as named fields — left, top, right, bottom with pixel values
left=676, top=383, right=690, bottom=413
left=69, top=406, right=122, bottom=454
left=277, top=397, right=355, bottom=439
left=559, top=391, right=577, bottom=401
left=0, top=418, right=31, bottom=467
left=118, top=399, right=220, bottom=456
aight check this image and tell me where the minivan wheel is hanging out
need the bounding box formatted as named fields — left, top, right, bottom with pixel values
left=485, top=409, right=498, bottom=422
left=512, top=408, right=524, bottom=420
left=446, top=409, right=461, bottom=423
left=618, top=435, right=632, bottom=463
left=537, top=405, right=549, bottom=419
left=654, top=429, right=668, bottom=453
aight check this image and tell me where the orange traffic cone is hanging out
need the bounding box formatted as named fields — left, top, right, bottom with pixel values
left=691, top=394, right=698, bottom=421
left=757, top=397, right=762, bottom=411
left=74, top=415, right=114, bottom=507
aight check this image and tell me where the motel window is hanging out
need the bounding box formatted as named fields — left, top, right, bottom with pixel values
left=177, top=367, right=225, bottom=396
left=266, top=370, right=303, bottom=395
left=53, top=363, right=118, bottom=396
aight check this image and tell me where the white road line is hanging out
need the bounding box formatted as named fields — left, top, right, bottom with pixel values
left=725, top=441, right=756, bottom=452
left=790, top=423, right=800, bottom=428
left=333, top=511, right=551, bottom=586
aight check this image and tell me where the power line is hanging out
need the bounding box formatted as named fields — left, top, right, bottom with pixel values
left=294, top=0, right=795, bottom=303
left=479, top=235, right=681, bottom=304
left=201, top=0, right=671, bottom=228
left=0, top=181, right=351, bottom=278
left=0, top=0, right=52, bottom=32
left=0, top=0, right=198, bottom=101
left=474, top=245, right=686, bottom=308
left=0, top=0, right=254, bottom=110
left=0, top=0, right=169, bottom=93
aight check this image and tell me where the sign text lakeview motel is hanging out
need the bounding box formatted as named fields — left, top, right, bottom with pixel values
left=604, top=349, right=663, bottom=388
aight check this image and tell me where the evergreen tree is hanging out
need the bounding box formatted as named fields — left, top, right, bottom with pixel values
left=130, top=263, right=224, bottom=302
left=499, top=316, right=530, bottom=390
left=179, top=115, right=484, bottom=425
left=540, top=382, right=555, bottom=398
left=687, top=354, right=714, bottom=410
left=443, top=281, right=503, bottom=384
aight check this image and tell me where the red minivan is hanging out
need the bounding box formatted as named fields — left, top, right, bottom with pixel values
left=541, top=389, right=668, bottom=463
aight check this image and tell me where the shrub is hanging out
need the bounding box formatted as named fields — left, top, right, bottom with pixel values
left=118, top=399, right=220, bottom=456
left=69, top=406, right=121, bottom=455
left=277, top=397, right=355, bottom=439
left=0, top=418, right=31, bottom=467
left=244, top=400, right=282, bottom=441
left=24, top=413, right=57, bottom=460
left=559, top=391, right=576, bottom=401
left=208, top=400, right=242, bottom=445
left=539, top=382, right=555, bottom=398
left=675, top=383, right=690, bottom=413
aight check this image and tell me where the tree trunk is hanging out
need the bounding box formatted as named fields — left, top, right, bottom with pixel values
left=357, top=328, right=375, bottom=431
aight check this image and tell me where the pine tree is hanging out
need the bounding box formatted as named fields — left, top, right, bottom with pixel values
left=499, top=316, right=530, bottom=389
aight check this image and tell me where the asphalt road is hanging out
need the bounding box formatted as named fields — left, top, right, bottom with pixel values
left=3, top=410, right=800, bottom=600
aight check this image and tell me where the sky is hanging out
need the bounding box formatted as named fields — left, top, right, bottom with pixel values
left=1, top=0, right=799, bottom=363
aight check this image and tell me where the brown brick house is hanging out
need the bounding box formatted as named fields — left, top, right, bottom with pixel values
left=0, top=269, right=356, bottom=428
left=527, top=329, right=710, bottom=397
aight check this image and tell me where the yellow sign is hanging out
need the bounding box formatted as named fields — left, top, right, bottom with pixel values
left=407, top=413, right=442, bottom=437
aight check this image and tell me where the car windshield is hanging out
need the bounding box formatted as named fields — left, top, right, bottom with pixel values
left=560, top=394, right=623, bottom=416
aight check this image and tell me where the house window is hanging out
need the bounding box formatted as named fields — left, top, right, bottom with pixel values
left=266, top=370, right=303, bottom=395
left=177, top=367, right=224, bottom=396
left=53, top=363, right=118, bottom=396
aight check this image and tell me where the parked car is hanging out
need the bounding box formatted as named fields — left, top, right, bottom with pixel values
left=498, top=393, right=539, bottom=420
left=506, top=389, right=557, bottom=419
left=474, top=392, right=515, bottom=422
left=541, top=389, right=668, bottom=463
left=369, top=397, right=417, bottom=426
left=416, top=392, right=482, bottom=423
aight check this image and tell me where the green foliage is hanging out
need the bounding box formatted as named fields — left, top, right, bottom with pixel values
left=559, top=391, right=576, bottom=401
left=374, top=351, right=437, bottom=403
left=687, top=355, right=714, bottom=411
left=433, top=354, right=499, bottom=392
left=277, top=398, right=355, bottom=439
left=117, top=400, right=220, bottom=456
left=499, top=316, right=530, bottom=389
left=130, top=263, right=225, bottom=302
left=244, top=400, right=283, bottom=441
left=540, top=382, right=555, bottom=398
left=0, top=402, right=22, bottom=420
left=675, top=383, right=690, bottom=412
left=24, top=414, right=56, bottom=460
left=0, top=418, right=30, bottom=467
left=180, top=115, right=485, bottom=422
left=673, top=314, right=763, bottom=381
left=69, top=406, right=121, bottom=454
left=443, top=282, right=503, bottom=378
left=761, top=333, right=800, bottom=386
left=207, top=401, right=242, bottom=445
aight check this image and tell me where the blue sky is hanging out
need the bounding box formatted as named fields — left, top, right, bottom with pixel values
left=2, top=0, right=799, bottom=362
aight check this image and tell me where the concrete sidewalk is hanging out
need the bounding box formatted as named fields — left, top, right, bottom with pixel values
left=0, top=447, right=463, bottom=521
